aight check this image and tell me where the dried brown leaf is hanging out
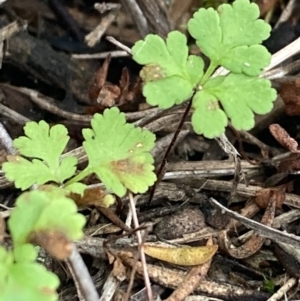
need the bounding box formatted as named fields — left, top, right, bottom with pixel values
left=255, top=187, right=286, bottom=209
left=97, top=84, right=120, bottom=107
left=88, top=54, right=111, bottom=103
left=165, top=238, right=214, bottom=301
left=143, top=243, right=218, bottom=266
left=70, top=187, right=115, bottom=208
left=280, top=78, right=300, bottom=116
left=112, top=257, right=127, bottom=281
left=269, top=124, right=299, bottom=153
left=219, top=196, right=276, bottom=259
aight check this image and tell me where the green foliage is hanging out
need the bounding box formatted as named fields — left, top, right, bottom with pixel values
left=2, top=121, right=77, bottom=190
left=2, top=107, right=157, bottom=301
left=9, top=190, right=85, bottom=246
left=262, top=275, right=275, bottom=293
left=132, top=0, right=277, bottom=138
left=133, top=31, right=204, bottom=109
left=0, top=245, right=59, bottom=301
left=0, top=189, right=84, bottom=301
left=82, top=107, right=156, bottom=197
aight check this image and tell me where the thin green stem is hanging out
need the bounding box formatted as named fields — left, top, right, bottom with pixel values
left=200, top=61, right=218, bottom=85
left=63, top=168, right=91, bottom=187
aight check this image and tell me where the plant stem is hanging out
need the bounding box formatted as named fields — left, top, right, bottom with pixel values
left=148, top=98, right=193, bottom=204
left=128, top=192, right=153, bottom=301
left=67, top=244, right=99, bottom=301
left=63, top=168, right=91, bottom=187
left=200, top=61, right=218, bottom=85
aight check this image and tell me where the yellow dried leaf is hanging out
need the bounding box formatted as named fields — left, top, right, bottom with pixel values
left=143, top=244, right=218, bottom=266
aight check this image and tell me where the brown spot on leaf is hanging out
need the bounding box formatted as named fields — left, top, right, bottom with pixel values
left=30, top=230, right=72, bottom=260
left=140, top=64, right=165, bottom=81
left=207, top=100, right=219, bottom=111
left=111, top=159, right=144, bottom=175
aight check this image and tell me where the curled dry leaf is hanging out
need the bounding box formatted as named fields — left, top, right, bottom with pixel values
left=269, top=124, right=299, bottom=153
left=88, top=55, right=141, bottom=109
left=89, top=54, right=111, bottom=103
left=70, top=186, right=115, bottom=208
left=165, top=238, right=214, bottom=301
left=112, top=257, right=127, bottom=281
left=219, top=196, right=276, bottom=259
left=255, top=187, right=286, bottom=209
left=143, top=243, right=218, bottom=266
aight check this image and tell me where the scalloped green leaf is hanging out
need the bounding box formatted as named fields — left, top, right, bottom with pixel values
left=192, top=90, right=228, bottom=138
left=2, top=121, right=77, bottom=190
left=13, top=244, right=37, bottom=263
left=188, top=0, right=272, bottom=75
left=0, top=245, right=59, bottom=301
left=9, top=190, right=85, bottom=246
left=202, top=73, right=277, bottom=131
left=82, top=107, right=156, bottom=197
left=1, top=263, right=59, bottom=301
left=142, top=76, right=194, bottom=109
left=132, top=31, right=204, bottom=109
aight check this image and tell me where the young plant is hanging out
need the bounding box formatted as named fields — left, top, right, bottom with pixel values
left=3, top=107, right=156, bottom=196
left=1, top=107, right=156, bottom=300
left=0, top=190, right=85, bottom=301
left=131, top=0, right=277, bottom=138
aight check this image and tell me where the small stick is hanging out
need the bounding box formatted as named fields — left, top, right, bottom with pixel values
left=85, top=8, right=120, bottom=47
left=148, top=99, right=192, bottom=204
left=0, top=103, right=30, bottom=125
left=72, top=50, right=129, bottom=59
left=128, top=192, right=153, bottom=301
left=106, top=36, right=132, bottom=54
left=66, top=244, right=99, bottom=301
left=266, top=277, right=297, bottom=301
left=274, top=0, right=296, bottom=29
left=0, top=122, right=16, bottom=155
left=267, top=36, right=300, bottom=71
left=119, top=0, right=148, bottom=37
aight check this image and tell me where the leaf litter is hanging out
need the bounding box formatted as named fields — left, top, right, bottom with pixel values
left=2, top=0, right=300, bottom=300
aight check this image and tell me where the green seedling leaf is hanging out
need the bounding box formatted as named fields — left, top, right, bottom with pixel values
left=82, top=107, right=156, bottom=197
left=64, top=182, right=87, bottom=196
left=2, top=121, right=77, bottom=190
left=0, top=246, right=13, bottom=284
left=192, top=90, right=228, bottom=138
left=200, top=73, right=277, bottom=132
left=0, top=245, right=59, bottom=301
left=13, top=244, right=38, bottom=263
left=132, top=31, right=204, bottom=108
left=188, top=0, right=272, bottom=76
left=9, top=190, right=86, bottom=250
